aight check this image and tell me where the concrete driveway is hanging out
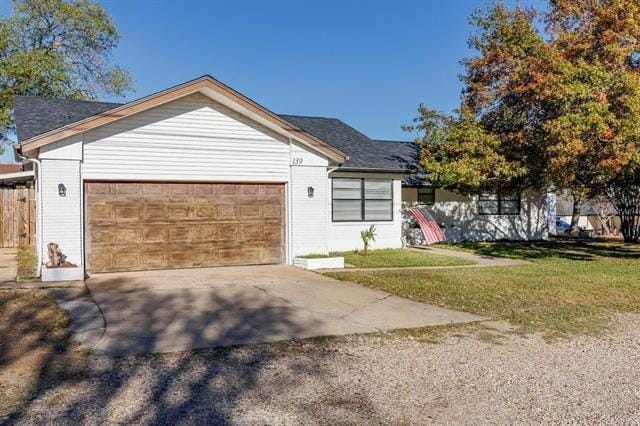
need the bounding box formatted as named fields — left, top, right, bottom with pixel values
left=85, top=265, right=485, bottom=357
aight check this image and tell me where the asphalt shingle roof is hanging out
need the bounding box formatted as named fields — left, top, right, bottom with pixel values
left=13, top=96, right=418, bottom=172
left=279, top=115, right=417, bottom=171
left=13, top=96, right=122, bottom=142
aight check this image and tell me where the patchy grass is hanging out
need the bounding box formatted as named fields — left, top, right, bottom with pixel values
left=16, top=246, right=37, bottom=280
left=0, top=290, right=86, bottom=419
left=331, top=248, right=474, bottom=268
left=298, top=253, right=331, bottom=259
left=327, top=241, right=640, bottom=338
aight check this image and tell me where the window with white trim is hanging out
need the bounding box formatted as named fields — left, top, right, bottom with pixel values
left=478, top=192, right=521, bottom=215
left=332, top=178, right=393, bottom=221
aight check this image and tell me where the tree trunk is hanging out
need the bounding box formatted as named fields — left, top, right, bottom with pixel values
left=599, top=218, right=611, bottom=236
left=569, top=200, right=582, bottom=236
left=607, top=172, right=640, bottom=244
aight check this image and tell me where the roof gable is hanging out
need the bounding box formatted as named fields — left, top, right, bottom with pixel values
left=16, top=75, right=346, bottom=163
left=13, top=76, right=421, bottom=172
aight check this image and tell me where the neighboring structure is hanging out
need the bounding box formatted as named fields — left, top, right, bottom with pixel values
left=0, top=163, right=33, bottom=187
left=13, top=75, right=548, bottom=281
left=0, top=164, right=35, bottom=248
left=392, top=143, right=548, bottom=242
left=555, top=193, right=620, bottom=235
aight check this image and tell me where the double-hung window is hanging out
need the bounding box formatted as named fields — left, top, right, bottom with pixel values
left=332, top=178, right=393, bottom=221
left=478, top=192, right=521, bottom=215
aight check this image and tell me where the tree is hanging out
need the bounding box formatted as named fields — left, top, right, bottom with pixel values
left=410, top=3, right=546, bottom=195
left=360, top=225, right=376, bottom=255
left=411, top=1, right=640, bottom=242
left=607, top=169, right=640, bottom=243
left=0, top=0, right=133, bottom=153
left=592, top=195, right=615, bottom=236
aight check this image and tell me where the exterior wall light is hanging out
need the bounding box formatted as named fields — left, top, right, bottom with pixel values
left=58, top=183, right=67, bottom=197
left=307, top=186, right=314, bottom=198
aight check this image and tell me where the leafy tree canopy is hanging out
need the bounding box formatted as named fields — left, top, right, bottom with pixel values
left=411, top=0, right=640, bottom=199
left=0, top=0, right=133, bottom=151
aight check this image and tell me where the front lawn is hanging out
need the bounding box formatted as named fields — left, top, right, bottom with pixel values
left=338, top=249, right=474, bottom=268
left=327, top=240, right=640, bottom=337
left=329, top=248, right=474, bottom=268
left=0, top=290, right=84, bottom=419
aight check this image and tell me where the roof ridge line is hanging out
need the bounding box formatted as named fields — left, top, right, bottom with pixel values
left=13, top=94, right=123, bottom=105
left=278, top=113, right=339, bottom=120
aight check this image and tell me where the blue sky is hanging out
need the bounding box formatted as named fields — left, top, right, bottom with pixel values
left=1, top=0, right=545, bottom=161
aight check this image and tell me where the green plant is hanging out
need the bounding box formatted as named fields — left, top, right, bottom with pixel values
left=16, top=246, right=37, bottom=280
left=360, top=225, right=377, bottom=255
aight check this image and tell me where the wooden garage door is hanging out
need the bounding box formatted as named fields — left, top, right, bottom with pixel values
left=85, top=182, right=285, bottom=273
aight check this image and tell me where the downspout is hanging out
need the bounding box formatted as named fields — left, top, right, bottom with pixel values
left=17, top=151, right=43, bottom=278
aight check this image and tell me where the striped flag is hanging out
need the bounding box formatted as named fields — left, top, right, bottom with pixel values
left=408, top=207, right=446, bottom=245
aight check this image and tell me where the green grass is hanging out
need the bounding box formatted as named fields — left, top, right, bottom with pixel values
left=333, top=248, right=474, bottom=268
left=298, top=253, right=331, bottom=259
left=16, top=246, right=37, bottom=280
left=326, top=240, right=640, bottom=338
left=298, top=248, right=474, bottom=268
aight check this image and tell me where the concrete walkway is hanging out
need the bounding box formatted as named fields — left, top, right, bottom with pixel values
left=85, top=265, right=486, bottom=357
left=0, top=248, right=17, bottom=284
left=41, top=285, right=106, bottom=351
left=319, top=246, right=527, bottom=273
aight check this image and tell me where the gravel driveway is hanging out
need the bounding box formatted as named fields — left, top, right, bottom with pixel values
left=14, top=314, right=640, bottom=424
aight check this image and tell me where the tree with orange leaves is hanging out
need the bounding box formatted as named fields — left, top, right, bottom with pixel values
left=411, top=0, right=640, bottom=242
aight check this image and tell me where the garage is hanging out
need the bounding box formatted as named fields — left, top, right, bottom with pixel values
left=84, top=181, right=285, bottom=273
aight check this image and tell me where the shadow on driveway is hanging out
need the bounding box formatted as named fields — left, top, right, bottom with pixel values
left=86, top=265, right=485, bottom=357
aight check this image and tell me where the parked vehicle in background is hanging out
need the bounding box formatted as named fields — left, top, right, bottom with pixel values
left=555, top=218, right=572, bottom=234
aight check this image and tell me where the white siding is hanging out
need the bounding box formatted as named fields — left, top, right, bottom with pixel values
left=402, top=188, right=548, bottom=241
left=40, top=159, right=83, bottom=266
left=40, top=134, right=82, bottom=160
left=290, top=141, right=329, bottom=167
left=290, top=165, right=329, bottom=257
left=327, top=174, right=403, bottom=252
left=82, top=93, right=290, bottom=182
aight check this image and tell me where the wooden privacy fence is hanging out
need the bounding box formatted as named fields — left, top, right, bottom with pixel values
left=0, top=186, right=35, bottom=248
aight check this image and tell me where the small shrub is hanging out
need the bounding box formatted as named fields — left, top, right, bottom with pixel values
left=360, top=225, right=377, bottom=255
left=17, top=246, right=37, bottom=279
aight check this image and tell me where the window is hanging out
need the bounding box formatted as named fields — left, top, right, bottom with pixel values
left=332, top=178, right=393, bottom=221
left=417, top=187, right=435, bottom=205
left=478, top=192, right=521, bottom=215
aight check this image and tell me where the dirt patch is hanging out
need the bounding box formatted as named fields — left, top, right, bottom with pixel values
left=0, top=290, right=86, bottom=420
left=8, top=314, right=640, bottom=423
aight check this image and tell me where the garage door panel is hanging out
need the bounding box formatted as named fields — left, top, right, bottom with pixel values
left=141, top=252, right=167, bottom=268
left=144, top=205, right=168, bottom=220
left=143, top=227, right=168, bottom=242
left=216, top=204, right=236, bottom=218
left=115, top=206, right=142, bottom=221
left=85, top=182, right=284, bottom=273
left=142, top=183, right=164, bottom=195
left=115, top=228, right=143, bottom=243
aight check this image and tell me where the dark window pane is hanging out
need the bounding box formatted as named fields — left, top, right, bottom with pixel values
left=501, top=200, right=520, bottom=215
left=364, top=199, right=392, bottom=220
left=479, top=200, right=499, bottom=215
left=333, top=200, right=362, bottom=221
left=417, top=188, right=435, bottom=204
left=364, top=180, right=392, bottom=199
left=333, top=178, right=362, bottom=199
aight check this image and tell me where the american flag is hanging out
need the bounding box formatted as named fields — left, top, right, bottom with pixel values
left=408, top=207, right=446, bottom=245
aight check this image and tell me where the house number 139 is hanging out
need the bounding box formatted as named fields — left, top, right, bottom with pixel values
left=292, top=157, right=304, bottom=165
